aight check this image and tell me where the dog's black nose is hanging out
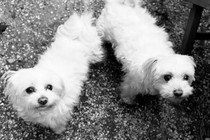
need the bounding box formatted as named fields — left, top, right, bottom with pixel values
left=38, top=97, right=48, bottom=105
left=173, top=89, right=183, bottom=97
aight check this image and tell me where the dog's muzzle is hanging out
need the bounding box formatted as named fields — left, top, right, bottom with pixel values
left=38, top=96, right=48, bottom=105
left=173, top=89, right=183, bottom=97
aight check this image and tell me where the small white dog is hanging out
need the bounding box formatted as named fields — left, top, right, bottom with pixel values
left=2, top=13, right=103, bottom=133
left=97, top=0, right=196, bottom=103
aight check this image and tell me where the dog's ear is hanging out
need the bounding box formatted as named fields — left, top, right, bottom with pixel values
left=183, top=55, right=196, bottom=82
left=1, top=71, right=19, bottom=102
left=187, top=55, right=196, bottom=68
left=58, top=78, right=66, bottom=97
left=1, top=71, right=16, bottom=86
left=51, top=73, right=66, bottom=97
left=143, top=58, right=157, bottom=75
left=142, top=58, right=158, bottom=93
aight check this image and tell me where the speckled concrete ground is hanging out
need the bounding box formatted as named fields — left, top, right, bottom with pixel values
left=0, top=0, right=210, bottom=139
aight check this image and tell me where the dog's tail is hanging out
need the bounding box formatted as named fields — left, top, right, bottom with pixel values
left=56, top=13, right=103, bottom=63
left=56, top=13, right=95, bottom=41
left=105, top=0, right=142, bottom=7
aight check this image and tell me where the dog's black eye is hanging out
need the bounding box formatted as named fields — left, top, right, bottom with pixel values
left=164, top=74, right=172, bottom=82
left=25, top=87, right=35, bottom=94
left=183, top=74, right=189, bottom=80
left=46, top=84, right=53, bottom=90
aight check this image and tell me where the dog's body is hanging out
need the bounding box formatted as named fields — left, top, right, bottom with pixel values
left=2, top=13, right=103, bottom=133
left=97, top=0, right=195, bottom=103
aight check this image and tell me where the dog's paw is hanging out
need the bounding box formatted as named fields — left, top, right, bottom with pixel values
left=120, top=95, right=135, bottom=105
left=53, top=125, right=66, bottom=134
left=120, top=84, right=137, bottom=104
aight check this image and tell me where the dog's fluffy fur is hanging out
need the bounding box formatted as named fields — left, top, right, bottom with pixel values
left=97, top=0, right=196, bottom=103
left=2, top=13, right=103, bottom=133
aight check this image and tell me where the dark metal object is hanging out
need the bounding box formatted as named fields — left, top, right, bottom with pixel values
left=0, top=22, right=8, bottom=34
left=181, top=0, right=210, bottom=55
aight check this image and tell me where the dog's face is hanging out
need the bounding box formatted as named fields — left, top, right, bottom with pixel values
left=144, top=54, right=195, bottom=102
left=3, top=68, right=65, bottom=114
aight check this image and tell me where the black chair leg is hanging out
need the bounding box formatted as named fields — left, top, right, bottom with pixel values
left=0, top=22, right=8, bottom=34
left=181, top=4, right=204, bottom=55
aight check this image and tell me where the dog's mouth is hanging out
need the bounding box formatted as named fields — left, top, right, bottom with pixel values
left=166, top=96, right=185, bottom=103
left=35, top=104, right=55, bottom=111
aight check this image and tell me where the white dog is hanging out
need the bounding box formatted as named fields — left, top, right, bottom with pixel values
left=2, top=13, right=103, bottom=133
left=97, top=0, right=196, bottom=103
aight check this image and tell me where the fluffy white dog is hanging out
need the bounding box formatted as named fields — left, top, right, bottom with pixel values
left=97, top=0, right=196, bottom=103
left=2, top=13, right=103, bottom=133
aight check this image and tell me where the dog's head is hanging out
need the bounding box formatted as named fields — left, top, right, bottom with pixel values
left=143, top=54, right=196, bottom=102
left=2, top=68, right=65, bottom=116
